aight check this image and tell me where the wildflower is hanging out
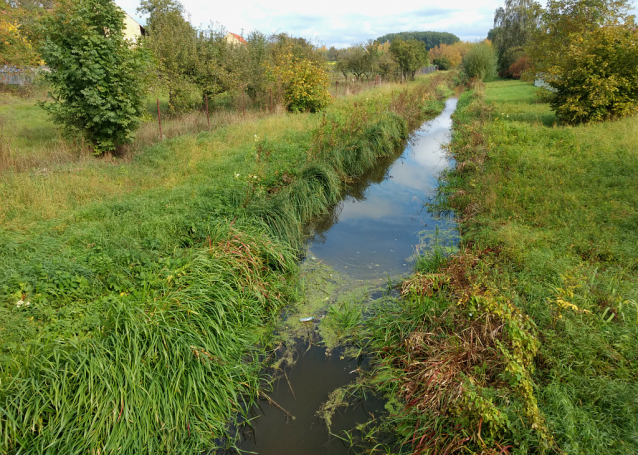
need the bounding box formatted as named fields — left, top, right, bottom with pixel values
left=253, top=175, right=258, bottom=179
left=235, top=173, right=240, bottom=178
left=16, top=300, right=30, bottom=308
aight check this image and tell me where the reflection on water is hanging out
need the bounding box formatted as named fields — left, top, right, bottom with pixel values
left=306, top=98, right=459, bottom=280
left=237, top=99, right=459, bottom=455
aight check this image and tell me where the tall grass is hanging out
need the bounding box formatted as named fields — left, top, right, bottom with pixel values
left=0, top=73, right=455, bottom=452
left=364, top=80, right=638, bottom=454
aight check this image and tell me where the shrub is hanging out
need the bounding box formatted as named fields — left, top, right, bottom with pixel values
left=433, top=57, right=451, bottom=71
left=265, top=43, right=331, bottom=113
left=462, top=43, right=497, bottom=81
left=547, top=25, right=638, bottom=124
left=38, top=0, right=150, bottom=154
left=507, top=55, right=531, bottom=79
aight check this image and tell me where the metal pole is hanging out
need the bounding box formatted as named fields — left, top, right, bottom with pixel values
left=157, top=99, right=162, bottom=139
left=205, top=93, right=210, bottom=129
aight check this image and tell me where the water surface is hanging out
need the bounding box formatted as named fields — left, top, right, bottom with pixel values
left=306, top=98, right=459, bottom=280
left=237, top=98, right=459, bottom=454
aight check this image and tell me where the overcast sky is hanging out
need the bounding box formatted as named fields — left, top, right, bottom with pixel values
left=115, top=0, right=638, bottom=48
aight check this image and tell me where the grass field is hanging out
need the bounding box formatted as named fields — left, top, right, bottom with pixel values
left=364, top=80, right=638, bottom=453
left=0, top=73, right=453, bottom=453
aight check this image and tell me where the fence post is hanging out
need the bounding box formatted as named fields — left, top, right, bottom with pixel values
left=205, top=93, right=210, bottom=129
left=335, top=81, right=339, bottom=98
left=157, top=99, right=163, bottom=140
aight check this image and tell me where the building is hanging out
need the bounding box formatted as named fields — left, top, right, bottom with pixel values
left=223, top=32, right=247, bottom=46
left=122, top=12, right=146, bottom=41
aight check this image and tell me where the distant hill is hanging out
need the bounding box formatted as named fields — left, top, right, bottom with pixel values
left=375, top=31, right=460, bottom=50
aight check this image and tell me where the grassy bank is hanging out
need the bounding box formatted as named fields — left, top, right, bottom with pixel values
left=0, top=73, right=452, bottom=453
left=365, top=80, right=637, bottom=453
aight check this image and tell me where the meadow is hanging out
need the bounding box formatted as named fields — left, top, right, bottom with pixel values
left=363, top=80, right=638, bottom=453
left=0, top=73, right=452, bottom=452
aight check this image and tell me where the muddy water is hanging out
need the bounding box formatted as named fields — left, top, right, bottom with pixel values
left=237, top=98, right=459, bottom=454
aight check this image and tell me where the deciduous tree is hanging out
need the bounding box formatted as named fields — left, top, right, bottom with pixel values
left=389, top=39, right=429, bottom=80
left=529, top=0, right=638, bottom=123
left=39, top=0, right=151, bottom=154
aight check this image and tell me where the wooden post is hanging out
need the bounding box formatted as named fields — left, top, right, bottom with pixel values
left=242, top=90, right=246, bottom=120
left=269, top=88, right=273, bottom=113
left=335, top=80, right=339, bottom=98
left=157, top=99, right=163, bottom=139
left=205, top=93, right=210, bottom=129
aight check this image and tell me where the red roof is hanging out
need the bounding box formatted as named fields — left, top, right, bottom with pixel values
left=229, top=33, right=247, bottom=44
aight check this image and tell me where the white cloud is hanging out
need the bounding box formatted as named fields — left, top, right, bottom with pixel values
left=116, top=0, right=638, bottom=47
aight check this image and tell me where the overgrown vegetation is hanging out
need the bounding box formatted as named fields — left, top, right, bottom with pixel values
left=361, top=80, right=638, bottom=453
left=0, top=73, right=453, bottom=453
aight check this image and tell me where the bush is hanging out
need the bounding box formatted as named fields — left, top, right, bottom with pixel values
left=547, top=25, right=638, bottom=124
left=433, top=57, right=451, bottom=71
left=498, top=46, right=525, bottom=76
left=38, top=0, right=150, bottom=154
left=265, top=42, right=331, bottom=113
left=507, top=55, right=531, bottom=79
left=462, top=43, right=497, bottom=81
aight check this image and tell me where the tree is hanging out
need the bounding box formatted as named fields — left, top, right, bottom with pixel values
left=529, top=0, right=638, bottom=123
left=376, top=31, right=460, bottom=50
left=462, top=42, right=497, bottom=80
left=389, top=39, right=429, bottom=80
left=326, top=46, right=339, bottom=61
left=265, top=37, right=331, bottom=113
left=138, top=0, right=201, bottom=113
left=492, top=0, right=543, bottom=73
left=432, top=57, right=451, bottom=70
left=38, top=0, right=151, bottom=154
left=0, top=1, right=49, bottom=67
left=429, top=43, right=463, bottom=67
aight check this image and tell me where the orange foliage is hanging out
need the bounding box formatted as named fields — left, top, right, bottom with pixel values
left=429, top=41, right=475, bottom=68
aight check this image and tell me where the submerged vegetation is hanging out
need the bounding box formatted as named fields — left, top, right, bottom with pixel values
left=352, top=80, right=638, bottom=453
left=0, top=73, right=453, bottom=453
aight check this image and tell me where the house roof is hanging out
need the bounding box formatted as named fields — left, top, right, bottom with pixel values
left=228, top=32, right=247, bottom=44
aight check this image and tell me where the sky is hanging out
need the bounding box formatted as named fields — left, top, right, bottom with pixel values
left=115, top=0, right=638, bottom=49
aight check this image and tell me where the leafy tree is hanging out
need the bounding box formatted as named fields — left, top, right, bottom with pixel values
left=389, top=39, right=429, bottom=80
left=529, top=0, right=638, bottom=123
left=138, top=0, right=200, bottom=112
left=462, top=42, right=497, bottom=80
left=0, top=0, right=50, bottom=67
left=432, top=57, right=451, bottom=70
left=326, top=46, right=339, bottom=61
left=377, top=51, right=398, bottom=78
left=492, top=0, right=543, bottom=73
left=429, top=42, right=463, bottom=67
left=265, top=37, right=331, bottom=112
left=376, top=31, right=459, bottom=50
left=335, top=43, right=379, bottom=81
left=38, top=0, right=151, bottom=154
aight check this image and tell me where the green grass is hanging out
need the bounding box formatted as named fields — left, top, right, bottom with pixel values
left=363, top=80, right=638, bottom=454
left=0, top=73, right=453, bottom=453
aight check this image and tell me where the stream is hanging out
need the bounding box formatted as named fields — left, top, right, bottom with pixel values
left=237, top=98, right=459, bottom=454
